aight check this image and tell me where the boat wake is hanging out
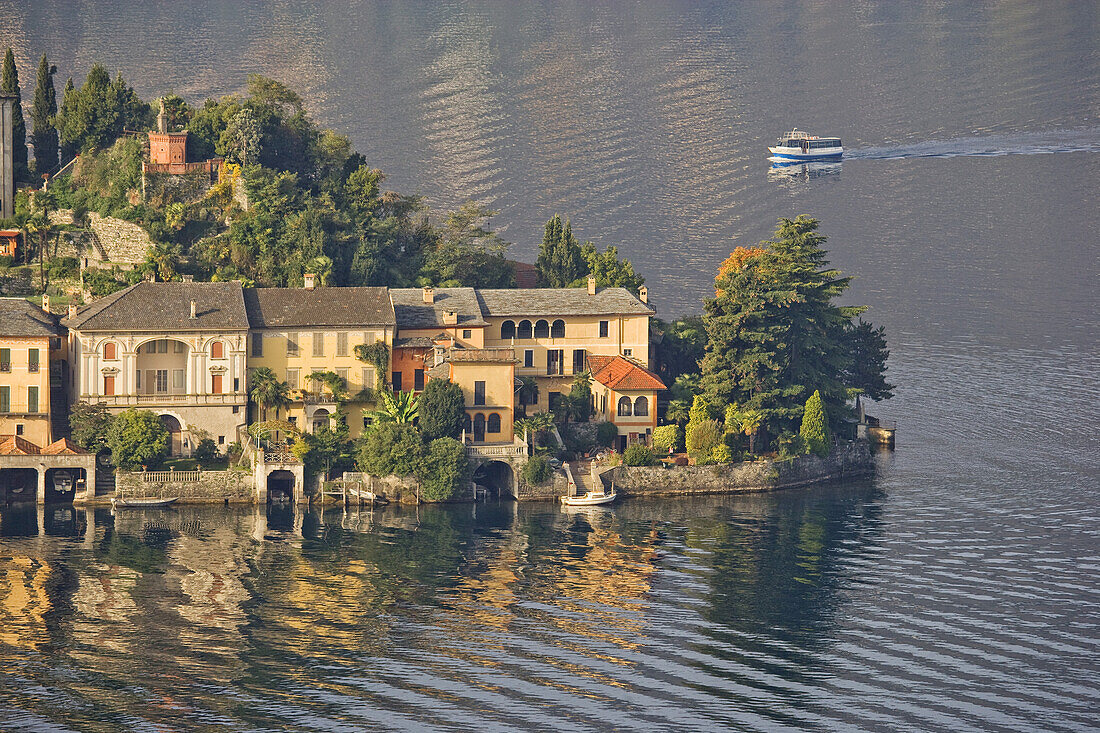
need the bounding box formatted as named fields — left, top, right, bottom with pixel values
left=846, top=127, right=1100, bottom=161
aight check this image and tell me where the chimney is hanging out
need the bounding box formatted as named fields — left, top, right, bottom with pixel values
left=182, top=274, right=194, bottom=283
left=189, top=300, right=197, bottom=319
left=442, top=310, right=458, bottom=326
left=587, top=275, right=597, bottom=295
left=303, top=273, right=316, bottom=290
left=67, top=304, right=78, bottom=320
left=422, top=286, right=435, bottom=304
left=638, top=285, right=648, bottom=304
left=41, top=294, right=50, bottom=313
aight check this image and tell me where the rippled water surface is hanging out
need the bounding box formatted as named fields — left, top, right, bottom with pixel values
left=1, top=2, right=1099, bottom=730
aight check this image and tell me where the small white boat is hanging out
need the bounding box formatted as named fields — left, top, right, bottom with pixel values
left=560, top=490, right=618, bottom=507
left=112, top=496, right=179, bottom=508
left=769, top=129, right=843, bottom=160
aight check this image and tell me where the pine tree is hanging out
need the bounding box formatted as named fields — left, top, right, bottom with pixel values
left=536, top=214, right=586, bottom=287
left=843, top=319, right=894, bottom=402
left=1, top=49, right=28, bottom=181
left=57, top=77, right=76, bottom=160
left=30, top=54, right=58, bottom=176
left=799, top=390, right=830, bottom=457
left=701, top=216, right=870, bottom=437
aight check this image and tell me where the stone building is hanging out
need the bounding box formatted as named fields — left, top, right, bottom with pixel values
left=0, top=93, right=14, bottom=220
left=243, top=275, right=396, bottom=439
left=62, top=281, right=250, bottom=455
left=0, top=297, right=65, bottom=446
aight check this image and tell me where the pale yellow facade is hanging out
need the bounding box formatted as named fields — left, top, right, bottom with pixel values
left=0, top=335, right=54, bottom=446
left=246, top=326, right=394, bottom=439
left=481, top=313, right=651, bottom=415
left=449, top=354, right=516, bottom=444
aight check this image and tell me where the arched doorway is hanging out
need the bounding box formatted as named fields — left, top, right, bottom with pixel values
left=0, top=468, right=37, bottom=504
left=472, top=460, right=514, bottom=498
left=159, top=414, right=184, bottom=456
left=311, top=408, right=331, bottom=433
left=267, top=469, right=295, bottom=503
left=473, top=413, right=486, bottom=442
left=45, top=467, right=84, bottom=503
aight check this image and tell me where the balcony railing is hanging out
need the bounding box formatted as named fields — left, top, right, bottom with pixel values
left=142, top=470, right=201, bottom=483
left=28, top=363, right=39, bottom=373
left=0, top=362, right=9, bottom=372
left=88, top=393, right=244, bottom=406
left=466, top=438, right=529, bottom=459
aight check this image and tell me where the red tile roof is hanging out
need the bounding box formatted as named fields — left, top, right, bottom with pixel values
left=587, top=355, right=666, bottom=392
left=0, top=435, right=42, bottom=455
left=42, top=437, right=90, bottom=455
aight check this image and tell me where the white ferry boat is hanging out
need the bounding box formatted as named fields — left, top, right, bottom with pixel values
left=768, top=130, right=843, bottom=160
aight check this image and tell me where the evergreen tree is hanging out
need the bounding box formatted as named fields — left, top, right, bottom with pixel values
left=418, top=379, right=466, bottom=442
left=1, top=49, right=28, bottom=181
left=799, top=390, right=830, bottom=457
left=58, top=77, right=75, bottom=160
left=30, top=54, right=58, bottom=175
left=581, top=241, right=645, bottom=293
left=843, top=319, right=895, bottom=402
left=536, top=214, right=585, bottom=287
left=55, top=64, right=151, bottom=155
left=701, top=216, right=868, bottom=437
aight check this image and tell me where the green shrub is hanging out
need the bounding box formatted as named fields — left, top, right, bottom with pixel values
left=710, top=443, right=734, bottom=464
left=522, top=454, right=553, bottom=485
left=686, top=418, right=721, bottom=464
left=106, top=409, right=170, bottom=469
left=418, top=379, right=466, bottom=441
left=357, top=422, right=424, bottom=477
left=651, top=424, right=682, bottom=454
left=622, top=443, right=657, bottom=466
left=595, top=421, right=619, bottom=448
left=799, top=390, right=830, bottom=457
left=0, top=255, right=13, bottom=268
left=416, top=437, right=469, bottom=501
left=194, top=438, right=218, bottom=462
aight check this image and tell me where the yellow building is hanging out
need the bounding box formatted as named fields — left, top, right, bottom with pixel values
left=444, top=348, right=517, bottom=444
left=243, top=278, right=396, bottom=439
left=389, top=287, right=487, bottom=394
left=587, top=354, right=664, bottom=451
left=0, top=298, right=63, bottom=446
left=477, top=279, right=659, bottom=431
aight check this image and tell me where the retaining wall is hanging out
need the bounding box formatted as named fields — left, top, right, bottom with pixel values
left=604, top=441, right=873, bottom=498
left=115, top=469, right=254, bottom=504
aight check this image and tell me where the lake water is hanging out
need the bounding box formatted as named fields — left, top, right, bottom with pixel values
left=1, top=2, right=1098, bottom=730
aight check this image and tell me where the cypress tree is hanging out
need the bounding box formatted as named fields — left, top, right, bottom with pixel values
left=536, top=214, right=586, bottom=287
left=799, top=390, right=830, bottom=457
left=1, top=48, right=29, bottom=181
left=58, top=77, right=76, bottom=160
left=30, top=53, right=58, bottom=175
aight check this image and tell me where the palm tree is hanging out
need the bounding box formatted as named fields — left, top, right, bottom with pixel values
left=727, top=408, right=765, bottom=455
left=514, top=411, right=555, bottom=448
left=249, top=367, right=291, bottom=421
left=370, top=389, right=419, bottom=424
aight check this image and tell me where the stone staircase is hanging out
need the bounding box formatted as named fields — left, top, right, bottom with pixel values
left=95, top=464, right=116, bottom=497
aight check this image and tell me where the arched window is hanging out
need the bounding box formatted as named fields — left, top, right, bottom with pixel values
left=534, top=320, right=550, bottom=338
left=103, top=342, right=117, bottom=360
left=551, top=319, right=565, bottom=338
left=617, top=396, right=632, bottom=417
left=634, top=396, right=649, bottom=416
left=487, top=413, right=501, bottom=434
left=210, top=340, right=224, bottom=359
left=473, top=413, right=486, bottom=441
left=501, top=320, right=516, bottom=339
left=463, top=413, right=472, bottom=435
left=517, top=320, right=533, bottom=339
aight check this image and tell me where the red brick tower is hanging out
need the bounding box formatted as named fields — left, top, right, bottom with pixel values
left=148, top=100, right=188, bottom=171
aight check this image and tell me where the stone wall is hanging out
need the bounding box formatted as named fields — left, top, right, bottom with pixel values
left=143, top=169, right=214, bottom=207
left=515, top=468, right=570, bottom=501
left=604, top=441, right=874, bottom=498
left=116, top=469, right=254, bottom=504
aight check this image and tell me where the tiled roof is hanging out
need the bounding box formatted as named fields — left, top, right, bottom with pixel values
left=0, top=298, right=62, bottom=337
left=476, top=287, right=653, bottom=318
left=42, top=437, right=90, bottom=455
left=64, top=282, right=249, bottom=332
left=587, top=355, right=666, bottom=392
left=0, top=435, right=42, bottom=455
left=394, top=336, right=435, bottom=349
left=390, top=288, right=487, bottom=328
left=507, top=260, right=539, bottom=288
left=244, top=286, right=395, bottom=328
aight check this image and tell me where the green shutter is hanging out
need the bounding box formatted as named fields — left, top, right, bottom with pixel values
left=27, top=386, right=38, bottom=413
left=0, top=386, right=9, bottom=413
left=28, top=348, right=39, bottom=371
left=0, top=348, right=9, bottom=371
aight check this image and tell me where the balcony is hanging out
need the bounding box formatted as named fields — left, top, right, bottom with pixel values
left=466, top=438, right=529, bottom=460
left=89, top=393, right=245, bottom=407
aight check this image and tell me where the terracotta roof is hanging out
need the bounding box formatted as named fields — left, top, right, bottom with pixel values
left=0, top=298, right=62, bottom=337
left=476, top=287, right=653, bottom=317
left=587, top=355, right=666, bottom=392
left=507, top=260, right=539, bottom=288
left=0, top=435, right=42, bottom=455
left=64, top=282, right=249, bottom=332
left=390, top=288, right=487, bottom=328
left=244, top=286, right=395, bottom=328
left=42, top=437, right=90, bottom=455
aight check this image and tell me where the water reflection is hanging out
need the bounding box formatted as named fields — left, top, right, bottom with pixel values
left=767, top=159, right=842, bottom=184
left=0, top=484, right=899, bottom=729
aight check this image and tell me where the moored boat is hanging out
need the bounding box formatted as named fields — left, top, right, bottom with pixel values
left=112, top=496, right=179, bottom=508
left=769, top=129, right=843, bottom=160
left=560, top=490, right=618, bottom=507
